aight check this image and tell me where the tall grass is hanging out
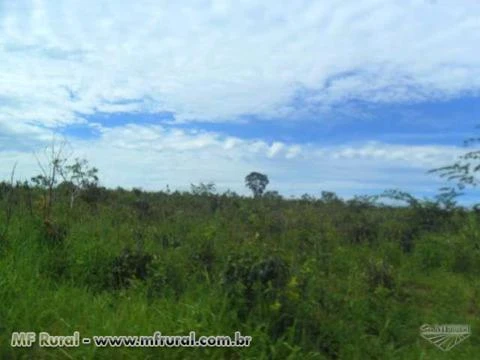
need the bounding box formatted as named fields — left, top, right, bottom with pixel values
left=1, top=186, right=479, bottom=359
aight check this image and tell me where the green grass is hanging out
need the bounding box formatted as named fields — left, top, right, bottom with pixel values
left=1, top=187, right=480, bottom=359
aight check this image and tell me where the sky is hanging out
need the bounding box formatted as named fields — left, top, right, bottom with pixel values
left=1, top=0, right=480, bottom=203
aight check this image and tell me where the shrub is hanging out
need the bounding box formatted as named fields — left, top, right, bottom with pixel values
left=450, top=238, right=480, bottom=275
left=365, top=258, right=395, bottom=291
left=146, top=253, right=187, bottom=299
left=249, top=256, right=290, bottom=289
left=111, top=247, right=153, bottom=289
left=190, top=240, right=216, bottom=274
left=40, top=219, right=68, bottom=247
left=39, top=247, right=69, bottom=281
left=222, top=251, right=290, bottom=320
left=73, top=248, right=115, bottom=292
left=154, top=232, right=181, bottom=249
left=378, top=219, right=418, bottom=253
left=342, top=214, right=378, bottom=244
left=80, top=184, right=108, bottom=206
left=413, top=235, right=453, bottom=272
left=133, top=199, right=151, bottom=219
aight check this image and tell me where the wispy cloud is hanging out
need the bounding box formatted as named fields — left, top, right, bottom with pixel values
left=0, top=1, right=478, bottom=200
left=0, top=123, right=462, bottom=198
left=0, top=0, right=479, bottom=126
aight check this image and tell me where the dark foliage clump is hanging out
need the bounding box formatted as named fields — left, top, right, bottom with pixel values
left=191, top=240, right=216, bottom=273
left=249, top=256, right=290, bottom=288
left=222, top=251, right=290, bottom=319
left=133, top=199, right=151, bottom=219
left=111, top=248, right=153, bottom=289
left=39, top=247, right=70, bottom=281
left=342, top=212, right=379, bottom=244
left=154, top=232, right=181, bottom=249
left=80, top=184, right=108, bottom=206
left=40, top=219, right=68, bottom=247
left=366, top=258, right=395, bottom=291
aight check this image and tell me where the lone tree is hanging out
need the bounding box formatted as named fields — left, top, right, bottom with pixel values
left=245, top=172, right=269, bottom=198
left=31, top=138, right=71, bottom=218
left=31, top=138, right=99, bottom=214
left=60, top=158, right=99, bottom=209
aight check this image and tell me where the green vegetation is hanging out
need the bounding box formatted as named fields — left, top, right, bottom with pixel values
left=1, top=145, right=480, bottom=358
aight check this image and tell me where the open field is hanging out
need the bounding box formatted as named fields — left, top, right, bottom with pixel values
left=1, top=185, right=480, bottom=359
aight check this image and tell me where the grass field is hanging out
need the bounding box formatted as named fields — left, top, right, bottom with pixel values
left=1, top=185, right=479, bottom=359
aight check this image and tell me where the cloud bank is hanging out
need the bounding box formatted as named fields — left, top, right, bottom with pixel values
left=0, top=0, right=478, bottom=200
left=0, top=0, right=479, bottom=125
left=0, top=124, right=463, bottom=199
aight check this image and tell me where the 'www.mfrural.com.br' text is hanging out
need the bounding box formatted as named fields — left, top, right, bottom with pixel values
left=11, top=331, right=252, bottom=348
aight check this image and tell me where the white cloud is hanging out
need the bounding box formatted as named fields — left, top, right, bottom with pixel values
left=76, top=126, right=465, bottom=197
left=0, top=123, right=463, bottom=199
left=0, top=1, right=478, bottom=201
left=0, top=0, right=479, bottom=125
left=267, top=142, right=284, bottom=158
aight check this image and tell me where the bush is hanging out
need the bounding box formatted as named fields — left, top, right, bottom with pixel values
left=413, top=235, right=453, bottom=272
left=39, top=219, right=68, bottom=247
left=450, top=238, right=480, bottom=275
left=341, top=213, right=378, bottom=244
left=365, top=258, right=395, bottom=291
left=146, top=253, right=187, bottom=299
left=222, top=251, right=290, bottom=320
left=111, top=247, right=153, bottom=289
left=190, top=240, right=216, bottom=274
left=39, top=247, right=70, bottom=281
left=80, top=185, right=108, bottom=206
left=378, top=219, right=418, bottom=253
left=133, top=199, right=151, bottom=219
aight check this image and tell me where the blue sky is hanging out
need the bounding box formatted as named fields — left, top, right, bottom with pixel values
left=1, top=0, right=480, bottom=203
